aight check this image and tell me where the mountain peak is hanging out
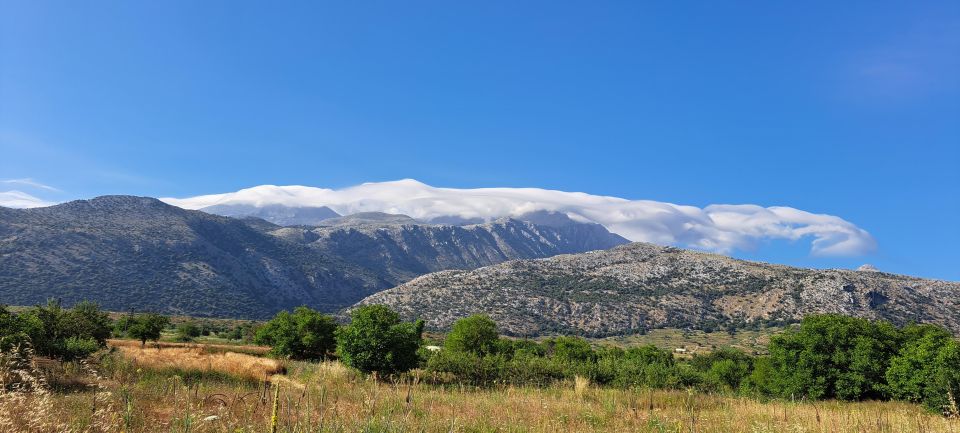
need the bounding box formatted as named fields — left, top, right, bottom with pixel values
left=50, top=195, right=174, bottom=213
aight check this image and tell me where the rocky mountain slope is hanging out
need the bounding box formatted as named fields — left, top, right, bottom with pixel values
left=200, top=203, right=340, bottom=226
left=357, top=242, right=960, bottom=336
left=0, top=197, right=627, bottom=318
left=0, top=196, right=387, bottom=318
left=274, top=212, right=629, bottom=283
left=315, top=212, right=420, bottom=226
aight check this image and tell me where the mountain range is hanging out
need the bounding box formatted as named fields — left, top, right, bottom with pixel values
left=3, top=194, right=958, bottom=337
left=0, top=196, right=627, bottom=318
left=160, top=179, right=878, bottom=257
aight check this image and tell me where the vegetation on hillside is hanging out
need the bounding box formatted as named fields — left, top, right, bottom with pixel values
left=2, top=300, right=960, bottom=432
left=360, top=242, right=960, bottom=336
left=423, top=313, right=960, bottom=414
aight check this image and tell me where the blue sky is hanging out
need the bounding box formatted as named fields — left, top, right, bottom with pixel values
left=1, top=1, right=958, bottom=280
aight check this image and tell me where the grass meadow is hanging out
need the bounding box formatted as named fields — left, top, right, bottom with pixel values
left=0, top=340, right=957, bottom=433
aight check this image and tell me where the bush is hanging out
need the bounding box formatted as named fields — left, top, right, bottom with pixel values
left=175, top=322, right=202, bottom=342
left=549, top=336, right=594, bottom=364
left=690, top=348, right=754, bottom=392
left=63, top=301, right=113, bottom=346
left=0, top=306, right=30, bottom=355
left=598, top=345, right=680, bottom=389
left=426, top=350, right=506, bottom=385
left=254, top=306, right=338, bottom=360
left=16, top=300, right=112, bottom=360
left=62, top=336, right=100, bottom=361
left=225, top=322, right=258, bottom=342
left=496, top=338, right=546, bottom=357
left=741, top=356, right=776, bottom=397
left=445, top=314, right=498, bottom=355
left=928, top=340, right=960, bottom=416
left=335, top=305, right=423, bottom=374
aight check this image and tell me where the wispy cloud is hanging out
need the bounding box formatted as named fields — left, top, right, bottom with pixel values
left=0, top=190, right=56, bottom=208
left=162, top=179, right=878, bottom=257
left=0, top=178, right=62, bottom=192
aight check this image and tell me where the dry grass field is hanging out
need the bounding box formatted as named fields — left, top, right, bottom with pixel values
left=2, top=343, right=958, bottom=433
left=108, top=339, right=271, bottom=356
left=114, top=345, right=283, bottom=382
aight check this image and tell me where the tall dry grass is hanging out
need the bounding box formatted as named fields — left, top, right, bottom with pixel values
left=1, top=345, right=119, bottom=432
left=108, top=338, right=270, bottom=355
left=5, top=343, right=960, bottom=432
left=115, top=345, right=284, bottom=382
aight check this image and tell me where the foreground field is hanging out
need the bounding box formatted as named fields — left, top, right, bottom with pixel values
left=2, top=344, right=956, bottom=433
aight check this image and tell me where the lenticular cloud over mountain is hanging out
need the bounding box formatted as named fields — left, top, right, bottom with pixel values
left=162, top=179, right=877, bottom=256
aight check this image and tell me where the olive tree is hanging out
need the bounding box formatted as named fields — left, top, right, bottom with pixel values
left=254, top=306, right=338, bottom=360
left=335, top=305, right=423, bottom=374
left=126, top=313, right=170, bottom=347
left=445, top=314, right=498, bottom=355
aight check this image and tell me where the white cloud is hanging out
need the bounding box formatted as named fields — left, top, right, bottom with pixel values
left=162, top=179, right=877, bottom=256
left=0, top=190, right=57, bottom=208
left=0, top=178, right=61, bottom=192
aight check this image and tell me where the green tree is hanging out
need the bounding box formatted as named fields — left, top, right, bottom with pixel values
left=550, top=336, right=594, bottom=364
left=742, top=356, right=777, bottom=396
left=766, top=314, right=902, bottom=401
left=601, top=345, right=677, bottom=388
left=16, top=300, right=112, bottom=360
left=885, top=324, right=960, bottom=413
left=928, top=340, right=960, bottom=416
left=335, top=305, right=424, bottom=374
left=445, top=314, right=499, bottom=355
left=226, top=322, right=258, bottom=342
left=691, top=348, right=754, bottom=392
left=63, top=301, right=112, bottom=346
left=254, top=306, right=338, bottom=360
left=127, top=313, right=170, bottom=347
left=0, top=306, right=29, bottom=352
left=17, top=299, right=68, bottom=358
left=175, top=322, right=202, bottom=342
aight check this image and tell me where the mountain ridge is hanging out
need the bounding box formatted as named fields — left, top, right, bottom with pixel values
left=0, top=195, right=388, bottom=317
left=0, top=195, right=628, bottom=318
left=159, top=180, right=878, bottom=257
left=356, top=242, right=960, bottom=336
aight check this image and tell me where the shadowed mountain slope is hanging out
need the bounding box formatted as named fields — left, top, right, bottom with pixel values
left=0, top=198, right=628, bottom=318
